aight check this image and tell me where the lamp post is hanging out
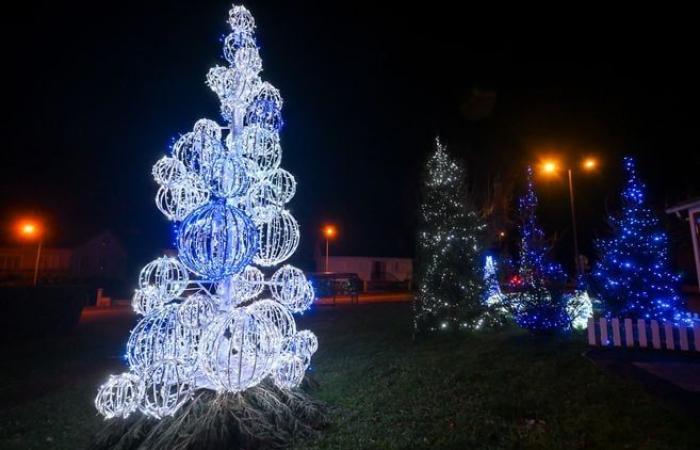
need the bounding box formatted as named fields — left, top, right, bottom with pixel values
left=322, top=225, right=336, bottom=272
left=18, top=220, right=43, bottom=286
left=539, top=157, right=597, bottom=277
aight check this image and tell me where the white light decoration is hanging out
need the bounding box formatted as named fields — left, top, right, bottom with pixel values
left=131, top=287, right=163, bottom=316
left=270, top=265, right=314, bottom=313
left=254, top=209, right=300, bottom=266
left=198, top=308, right=282, bottom=392
left=95, top=373, right=143, bottom=419
left=97, top=4, right=317, bottom=420
left=139, top=257, right=189, bottom=302
left=566, top=290, right=594, bottom=330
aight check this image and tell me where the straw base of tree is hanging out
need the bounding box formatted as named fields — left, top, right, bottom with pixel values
left=89, top=378, right=328, bottom=450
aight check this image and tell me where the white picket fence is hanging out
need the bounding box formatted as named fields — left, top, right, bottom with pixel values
left=587, top=317, right=700, bottom=352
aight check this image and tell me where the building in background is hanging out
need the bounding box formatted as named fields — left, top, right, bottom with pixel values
left=0, top=230, right=127, bottom=287
left=315, top=255, right=412, bottom=291
left=666, top=198, right=700, bottom=292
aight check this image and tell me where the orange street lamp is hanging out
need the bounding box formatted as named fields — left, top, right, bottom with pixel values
left=17, top=219, right=43, bottom=286
left=322, top=225, right=337, bottom=272
left=536, top=156, right=599, bottom=277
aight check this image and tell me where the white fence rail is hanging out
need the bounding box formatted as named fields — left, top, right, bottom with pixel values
left=587, top=317, right=700, bottom=352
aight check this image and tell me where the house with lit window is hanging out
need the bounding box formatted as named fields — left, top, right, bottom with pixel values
left=315, top=256, right=413, bottom=291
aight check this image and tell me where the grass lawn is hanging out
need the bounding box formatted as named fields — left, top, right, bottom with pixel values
left=1, top=303, right=698, bottom=449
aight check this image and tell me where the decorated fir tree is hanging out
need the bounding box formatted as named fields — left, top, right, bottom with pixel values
left=414, top=139, right=486, bottom=333
left=591, top=157, right=684, bottom=322
left=510, top=167, right=569, bottom=333
left=93, top=5, right=326, bottom=447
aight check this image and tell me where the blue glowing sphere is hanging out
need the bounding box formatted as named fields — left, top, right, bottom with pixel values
left=177, top=201, right=258, bottom=280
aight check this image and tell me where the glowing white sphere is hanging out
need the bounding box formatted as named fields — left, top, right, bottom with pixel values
left=140, top=360, right=194, bottom=419
left=268, top=168, right=296, bottom=204
left=155, top=176, right=210, bottom=222
left=172, top=125, right=224, bottom=178
left=223, top=33, right=261, bottom=75
left=95, top=373, right=143, bottom=419
left=152, top=156, right=187, bottom=186
left=198, top=308, right=282, bottom=393
left=209, top=153, right=250, bottom=198
left=127, top=305, right=199, bottom=374
left=138, top=257, right=189, bottom=302
left=244, top=82, right=283, bottom=131
left=244, top=182, right=283, bottom=223
left=228, top=5, right=256, bottom=33
left=178, top=292, right=217, bottom=328
left=253, top=209, right=299, bottom=266
left=269, top=265, right=314, bottom=313
left=272, top=353, right=306, bottom=390
left=240, top=125, right=280, bottom=159
left=216, top=265, right=265, bottom=304
left=132, top=287, right=163, bottom=316
left=284, top=330, right=318, bottom=364
left=248, top=299, right=296, bottom=339
left=177, top=201, right=258, bottom=280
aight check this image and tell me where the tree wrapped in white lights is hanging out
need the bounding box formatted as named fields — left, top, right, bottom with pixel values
left=414, top=138, right=486, bottom=333
left=95, top=4, right=318, bottom=422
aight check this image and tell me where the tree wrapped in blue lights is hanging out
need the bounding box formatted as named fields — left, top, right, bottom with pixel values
left=591, top=157, right=685, bottom=322
left=414, top=139, right=486, bottom=333
left=510, top=167, right=569, bottom=333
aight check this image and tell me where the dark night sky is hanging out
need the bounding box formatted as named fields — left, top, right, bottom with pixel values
left=3, top=1, right=699, bottom=275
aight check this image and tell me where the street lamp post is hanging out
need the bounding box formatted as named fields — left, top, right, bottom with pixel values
left=539, top=157, right=597, bottom=278
left=323, top=225, right=337, bottom=272
left=18, top=220, right=43, bottom=286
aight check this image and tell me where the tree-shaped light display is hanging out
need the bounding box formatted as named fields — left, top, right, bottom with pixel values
left=96, top=4, right=317, bottom=420
left=510, top=167, right=569, bottom=333
left=414, top=138, right=486, bottom=333
left=591, top=157, right=686, bottom=323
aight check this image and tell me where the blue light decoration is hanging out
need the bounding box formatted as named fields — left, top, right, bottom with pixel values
left=177, top=201, right=258, bottom=279
left=483, top=255, right=504, bottom=307
left=510, top=167, right=569, bottom=333
left=96, top=4, right=317, bottom=421
left=591, top=157, right=690, bottom=324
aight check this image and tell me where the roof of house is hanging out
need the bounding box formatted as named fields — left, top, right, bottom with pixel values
left=666, top=198, right=700, bottom=214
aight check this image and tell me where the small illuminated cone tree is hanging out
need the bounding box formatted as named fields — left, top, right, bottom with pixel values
left=414, top=139, right=486, bottom=333
left=510, top=167, right=569, bottom=333
left=591, top=157, right=685, bottom=322
left=94, top=7, right=326, bottom=444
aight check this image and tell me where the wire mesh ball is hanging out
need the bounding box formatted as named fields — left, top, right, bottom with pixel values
left=127, top=305, right=199, bottom=374
left=198, top=307, right=283, bottom=393
left=155, top=176, right=210, bottom=222
left=283, top=329, right=318, bottom=364
left=152, top=156, right=187, bottom=187
left=228, top=4, right=256, bottom=33
left=253, top=209, right=299, bottom=267
left=132, top=287, right=164, bottom=316
left=178, top=291, right=217, bottom=328
left=192, top=118, right=222, bottom=142
left=177, top=201, right=259, bottom=280
left=271, top=352, right=306, bottom=390
left=248, top=299, right=296, bottom=339
left=138, top=257, right=190, bottom=302
left=267, top=168, right=296, bottom=204
left=172, top=128, right=223, bottom=179
left=244, top=82, right=283, bottom=132
left=216, top=265, right=265, bottom=303
left=240, top=125, right=280, bottom=159
left=140, top=359, right=194, bottom=419
left=270, top=264, right=314, bottom=313
left=95, top=373, right=143, bottom=419
left=244, top=181, right=283, bottom=223
left=209, top=153, right=250, bottom=198
left=210, top=71, right=261, bottom=122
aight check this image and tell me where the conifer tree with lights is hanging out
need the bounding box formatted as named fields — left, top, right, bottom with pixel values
left=414, top=139, right=487, bottom=333
left=92, top=5, right=326, bottom=448
left=591, top=157, right=686, bottom=323
left=509, top=167, right=569, bottom=333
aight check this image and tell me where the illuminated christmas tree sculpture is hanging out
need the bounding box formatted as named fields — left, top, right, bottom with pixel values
left=591, top=157, right=685, bottom=322
left=414, top=139, right=486, bottom=333
left=95, top=4, right=319, bottom=423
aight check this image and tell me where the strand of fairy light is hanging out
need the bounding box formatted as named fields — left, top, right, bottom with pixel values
left=96, top=4, right=318, bottom=420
